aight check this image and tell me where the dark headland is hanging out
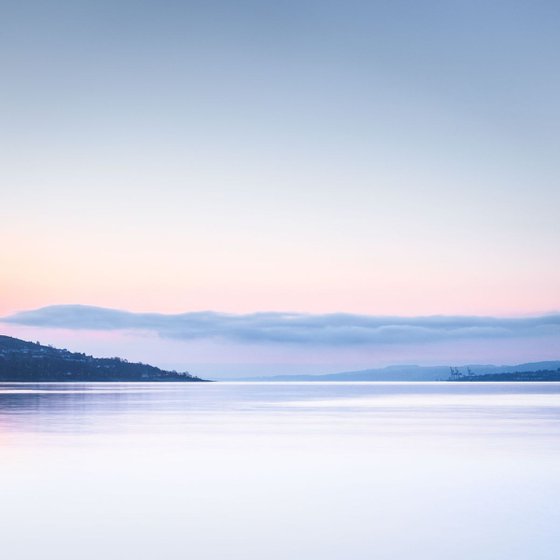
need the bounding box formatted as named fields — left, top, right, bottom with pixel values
left=0, top=335, right=206, bottom=382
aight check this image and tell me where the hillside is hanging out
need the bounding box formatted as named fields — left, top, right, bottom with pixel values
left=0, top=335, right=205, bottom=382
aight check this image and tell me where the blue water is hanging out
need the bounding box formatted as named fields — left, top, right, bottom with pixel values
left=1, top=382, right=559, bottom=560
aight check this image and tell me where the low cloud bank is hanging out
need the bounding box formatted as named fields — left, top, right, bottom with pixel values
left=3, top=305, right=560, bottom=346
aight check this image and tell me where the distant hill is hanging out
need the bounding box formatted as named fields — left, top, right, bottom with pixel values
left=0, top=335, right=205, bottom=382
left=240, top=361, right=560, bottom=382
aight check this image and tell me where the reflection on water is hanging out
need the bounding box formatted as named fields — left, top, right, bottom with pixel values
left=1, top=382, right=559, bottom=560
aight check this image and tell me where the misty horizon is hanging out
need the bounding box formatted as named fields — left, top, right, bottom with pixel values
left=2, top=304, right=560, bottom=379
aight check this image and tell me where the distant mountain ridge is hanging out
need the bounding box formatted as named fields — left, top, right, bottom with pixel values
left=0, top=335, right=205, bottom=382
left=238, top=361, right=560, bottom=382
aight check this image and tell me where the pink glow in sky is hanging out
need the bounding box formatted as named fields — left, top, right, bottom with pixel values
left=1, top=214, right=558, bottom=318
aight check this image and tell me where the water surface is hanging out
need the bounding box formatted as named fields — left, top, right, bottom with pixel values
left=1, top=382, right=559, bottom=559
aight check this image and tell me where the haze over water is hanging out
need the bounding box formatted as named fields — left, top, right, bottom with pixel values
left=1, top=382, right=559, bottom=560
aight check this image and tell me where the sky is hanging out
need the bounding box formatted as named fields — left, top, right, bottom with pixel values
left=1, top=1, right=559, bottom=377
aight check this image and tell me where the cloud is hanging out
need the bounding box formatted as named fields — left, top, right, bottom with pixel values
left=2, top=305, right=560, bottom=347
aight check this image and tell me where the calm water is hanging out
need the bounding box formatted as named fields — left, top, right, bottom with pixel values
left=1, top=382, right=559, bottom=560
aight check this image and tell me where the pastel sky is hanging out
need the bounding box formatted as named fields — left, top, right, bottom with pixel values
left=1, top=1, right=559, bottom=377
